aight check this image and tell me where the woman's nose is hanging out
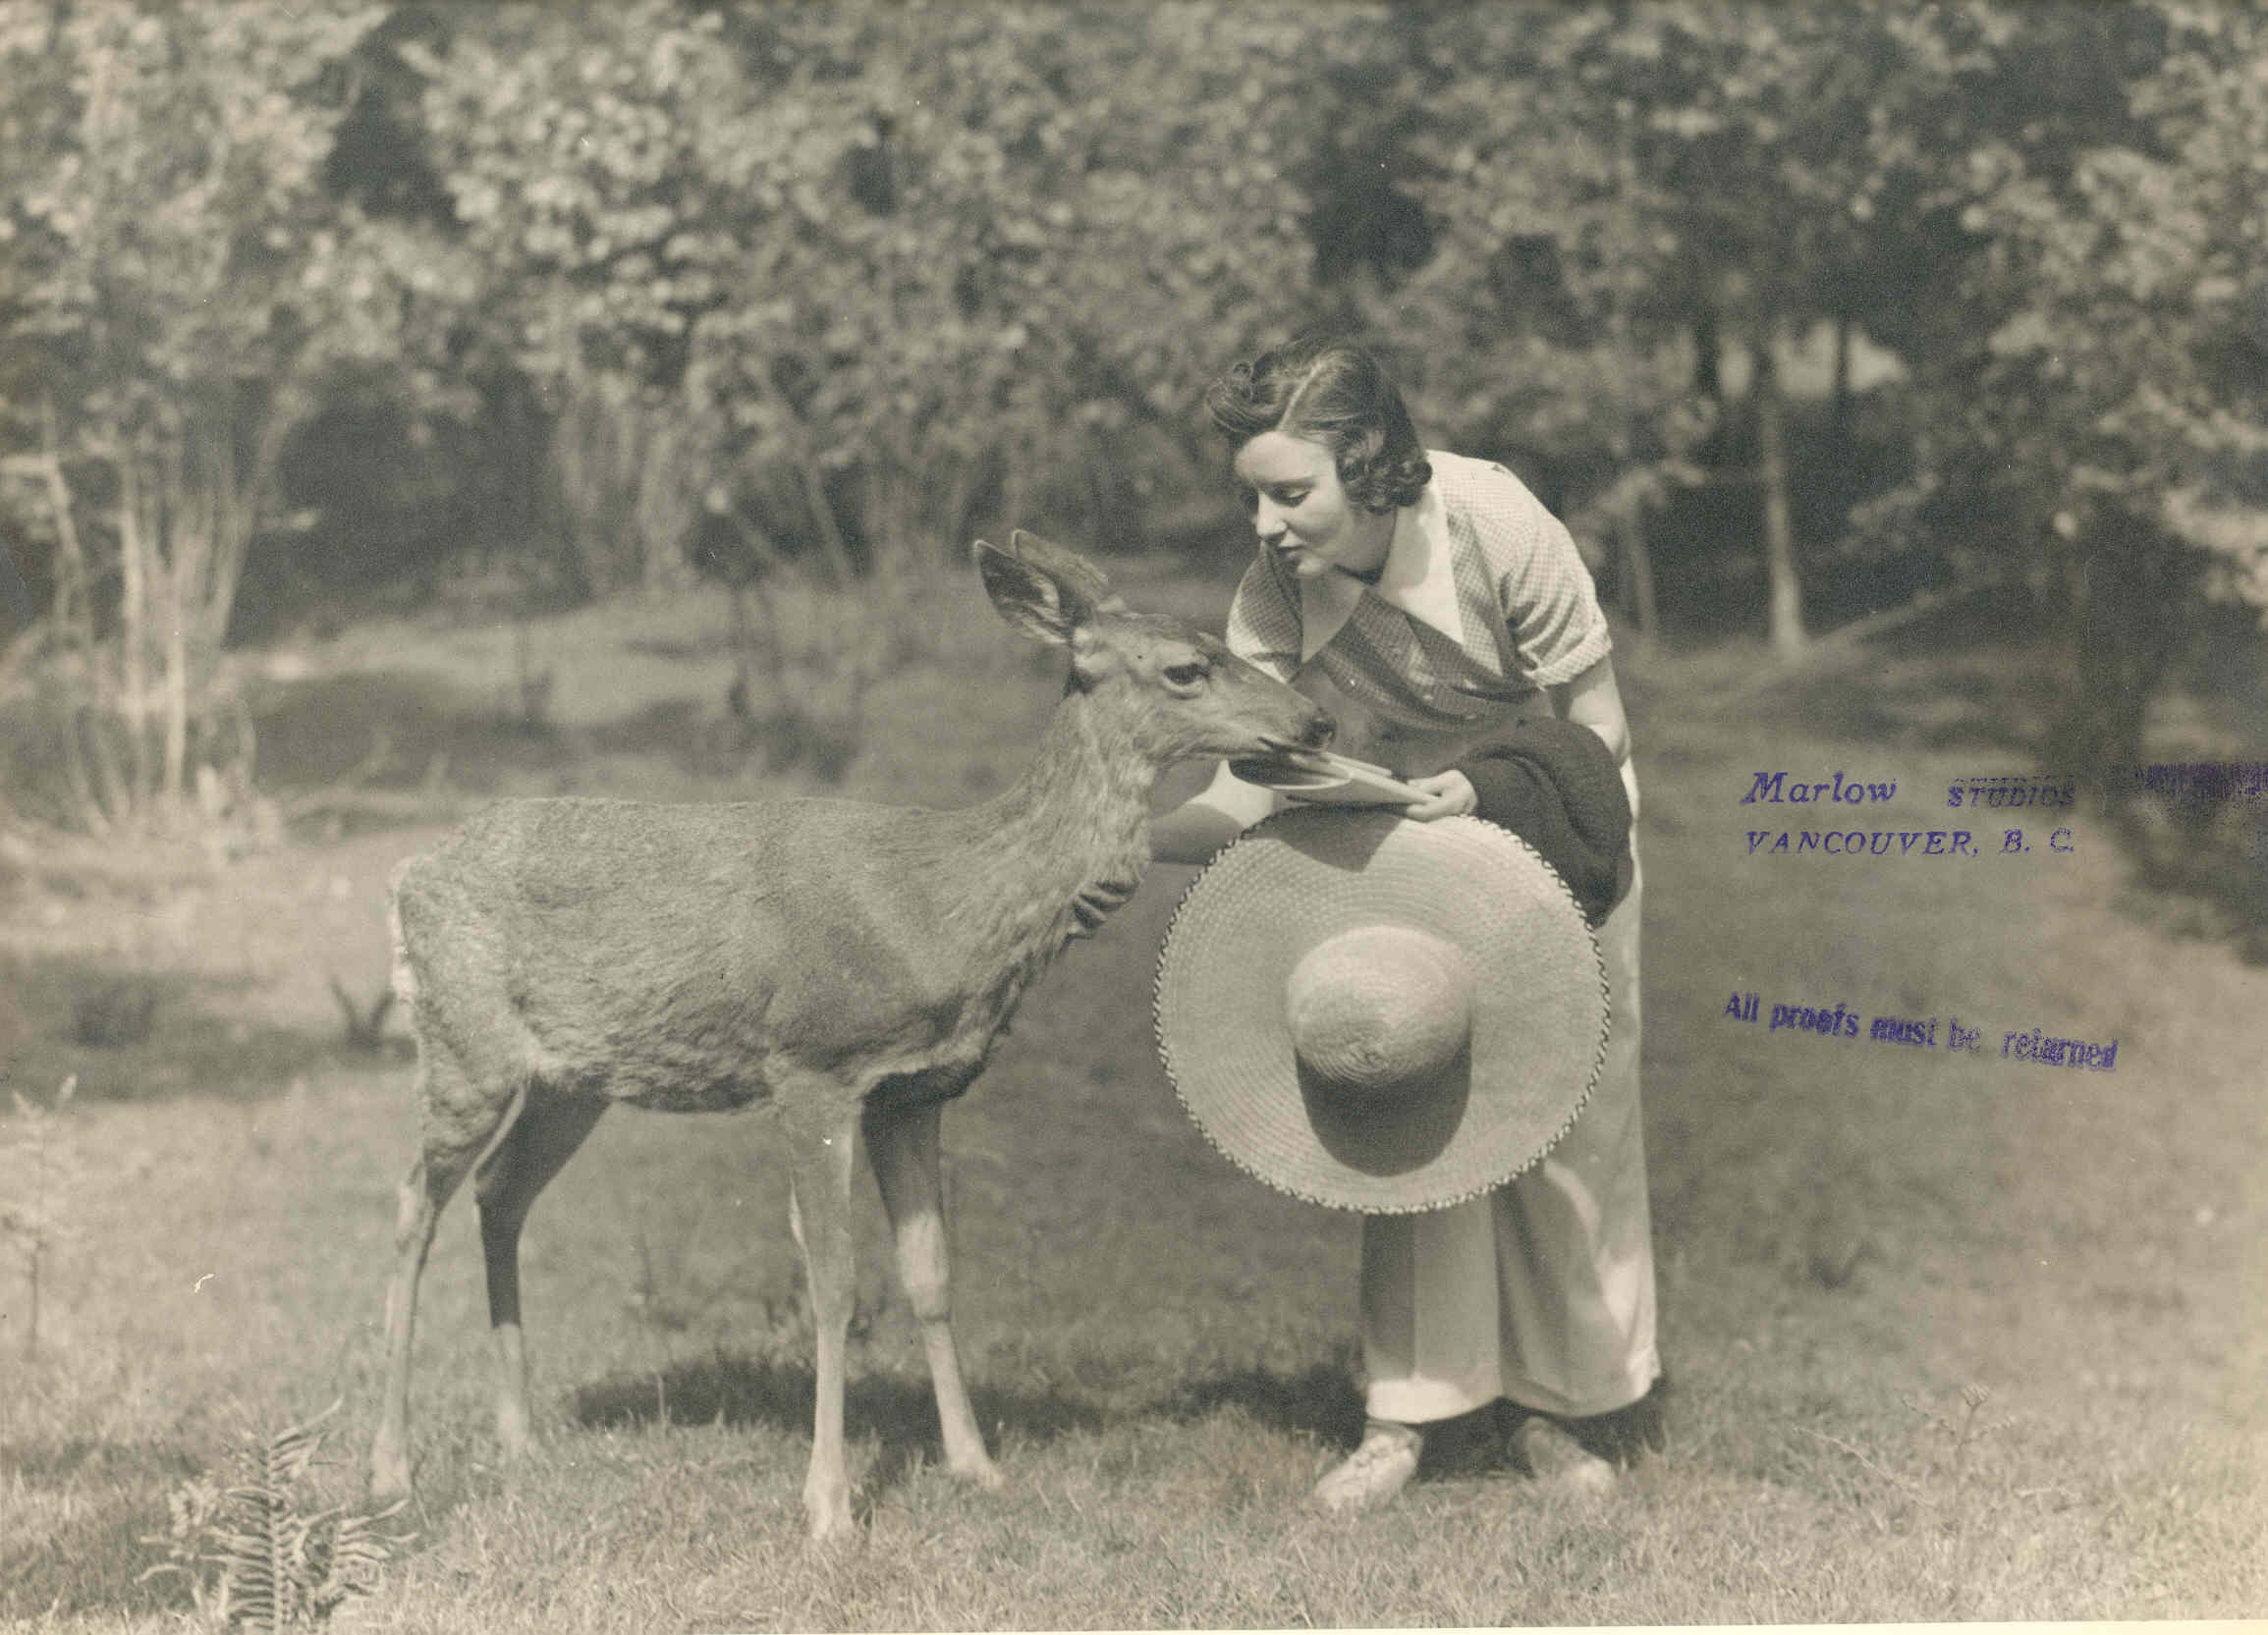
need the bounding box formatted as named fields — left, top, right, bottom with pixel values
left=1252, top=496, right=1286, bottom=542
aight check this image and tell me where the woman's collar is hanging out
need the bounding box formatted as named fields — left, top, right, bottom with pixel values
left=1297, top=479, right=1466, bottom=662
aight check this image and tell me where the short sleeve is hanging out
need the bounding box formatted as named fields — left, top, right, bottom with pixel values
left=1470, top=462, right=1611, bottom=687
left=1224, top=556, right=1301, bottom=682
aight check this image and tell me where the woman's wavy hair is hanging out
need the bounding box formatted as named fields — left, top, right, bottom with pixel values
left=1203, top=334, right=1431, bottom=513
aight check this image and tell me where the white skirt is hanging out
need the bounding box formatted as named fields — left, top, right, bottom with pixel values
left=1355, top=715, right=1657, bottom=1423
left=1173, top=710, right=1660, bottom=1421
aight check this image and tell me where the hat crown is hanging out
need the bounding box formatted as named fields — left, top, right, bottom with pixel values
left=1284, top=925, right=1473, bottom=1106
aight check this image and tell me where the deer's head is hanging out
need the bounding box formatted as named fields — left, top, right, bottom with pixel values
left=974, top=530, right=1334, bottom=766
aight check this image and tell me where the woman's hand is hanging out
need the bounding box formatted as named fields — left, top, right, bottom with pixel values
left=1401, top=769, right=1477, bottom=822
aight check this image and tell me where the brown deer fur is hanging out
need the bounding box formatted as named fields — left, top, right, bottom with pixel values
left=367, top=531, right=1332, bottom=1540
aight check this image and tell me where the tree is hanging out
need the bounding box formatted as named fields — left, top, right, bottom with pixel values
left=0, top=0, right=394, bottom=834
left=1881, top=1, right=2268, bottom=771
left=1378, top=7, right=1726, bottom=642
left=396, top=2, right=1340, bottom=584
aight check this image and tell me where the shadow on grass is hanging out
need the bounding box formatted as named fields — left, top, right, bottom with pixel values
left=568, top=1353, right=1417, bottom=1510
left=0, top=954, right=400, bottom=1105
left=1143, top=1364, right=1671, bottom=1475
left=2106, top=792, right=2268, bottom=965
left=570, top=1350, right=1105, bottom=1510
left=581, top=696, right=857, bottom=786
left=1670, top=591, right=2071, bottom=760
left=250, top=670, right=575, bottom=798
left=254, top=669, right=796, bottom=818
left=1148, top=1361, right=1366, bottom=1449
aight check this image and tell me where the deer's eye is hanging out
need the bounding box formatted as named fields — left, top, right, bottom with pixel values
left=1162, top=661, right=1208, bottom=688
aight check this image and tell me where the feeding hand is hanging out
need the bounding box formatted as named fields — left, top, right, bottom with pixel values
left=1401, top=770, right=1477, bottom=822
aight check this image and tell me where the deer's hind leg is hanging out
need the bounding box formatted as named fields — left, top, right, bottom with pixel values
left=864, top=1100, right=999, bottom=1490
left=371, top=1048, right=522, bottom=1500
left=474, top=1090, right=609, bottom=1460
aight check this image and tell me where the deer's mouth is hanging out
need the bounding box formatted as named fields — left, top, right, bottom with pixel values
left=1241, top=736, right=1338, bottom=777
left=1253, top=736, right=1333, bottom=763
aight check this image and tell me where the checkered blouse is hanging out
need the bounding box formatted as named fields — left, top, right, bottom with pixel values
left=1225, top=450, right=1612, bottom=736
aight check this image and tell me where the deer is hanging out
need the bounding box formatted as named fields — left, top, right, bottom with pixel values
left=365, top=530, right=1335, bottom=1541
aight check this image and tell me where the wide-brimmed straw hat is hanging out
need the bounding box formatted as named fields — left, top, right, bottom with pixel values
left=1153, top=808, right=1609, bottom=1213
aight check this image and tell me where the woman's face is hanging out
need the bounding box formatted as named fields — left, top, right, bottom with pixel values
left=1232, top=430, right=1394, bottom=582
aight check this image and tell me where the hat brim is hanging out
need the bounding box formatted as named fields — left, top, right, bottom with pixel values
left=1154, top=809, right=1609, bottom=1213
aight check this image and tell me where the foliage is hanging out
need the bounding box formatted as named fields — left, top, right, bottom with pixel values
left=1869, top=1, right=2268, bottom=768
left=2, top=1, right=2263, bottom=803
left=393, top=1, right=1333, bottom=584
left=0, top=0, right=399, bottom=832
left=138, top=1400, right=407, bottom=1630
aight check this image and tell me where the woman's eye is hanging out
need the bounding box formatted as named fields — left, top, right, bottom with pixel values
left=1163, top=662, right=1208, bottom=687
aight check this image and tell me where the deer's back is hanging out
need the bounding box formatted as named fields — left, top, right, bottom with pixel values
left=393, top=795, right=1000, bottom=1111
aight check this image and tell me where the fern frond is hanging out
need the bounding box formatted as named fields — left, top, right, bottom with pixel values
left=141, top=1398, right=406, bottom=1629
left=312, top=1508, right=399, bottom=1615
left=221, top=1544, right=277, bottom=1631
left=265, top=1399, right=343, bottom=1490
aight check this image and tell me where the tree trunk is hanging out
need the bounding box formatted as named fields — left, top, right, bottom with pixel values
left=798, top=460, right=858, bottom=590
left=118, top=455, right=153, bottom=820
left=1829, top=312, right=1853, bottom=459
left=160, top=438, right=201, bottom=818
left=163, top=561, right=190, bottom=815
left=25, top=413, right=118, bottom=834
left=1616, top=510, right=1658, bottom=653
left=1692, top=308, right=1722, bottom=402
left=1753, top=340, right=1806, bottom=655
left=2070, top=518, right=2197, bottom=777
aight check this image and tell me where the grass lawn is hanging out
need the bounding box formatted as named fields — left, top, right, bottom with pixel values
left=2, top=560, right=2262, bottom=1629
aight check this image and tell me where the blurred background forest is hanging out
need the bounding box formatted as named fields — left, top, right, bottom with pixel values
left=0, top=0, right=2264, bottom=842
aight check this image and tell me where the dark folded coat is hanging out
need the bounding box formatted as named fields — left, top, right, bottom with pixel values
left=1457, top=718, right=1634, bottom=926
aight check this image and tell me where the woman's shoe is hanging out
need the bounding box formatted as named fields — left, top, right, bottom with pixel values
left=1312, top=1420, right=1423, bottom=1511
left=1509, top=1413, right=1616, bottom=1498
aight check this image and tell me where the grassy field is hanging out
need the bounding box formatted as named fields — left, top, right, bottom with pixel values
left=2, top=556, right=2263, bottom=1630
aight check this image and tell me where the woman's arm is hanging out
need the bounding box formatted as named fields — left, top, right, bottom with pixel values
left=1550, top=655, right=1630, bottom=766
left=1147, top=758, right=1280, bottom=865
left=1406, top=659, right=1632, bottom=822
left=1551, top=654, right=1637, bottom=820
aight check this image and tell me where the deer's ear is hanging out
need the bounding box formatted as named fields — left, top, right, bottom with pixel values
left=1009, top=528, right=1129, bottom=615
left=975, top=537, right=1092, bottom=646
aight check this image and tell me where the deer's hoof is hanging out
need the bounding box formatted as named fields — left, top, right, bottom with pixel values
left=803, top=1478, right=857, bottom=1546
left=960, top=1457, right=1005, bottom=1492
left=368, top=1452, right=413, bottom=1505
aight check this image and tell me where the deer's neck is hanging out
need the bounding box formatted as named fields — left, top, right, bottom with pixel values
left=948, top=686, right=1159, bottom=966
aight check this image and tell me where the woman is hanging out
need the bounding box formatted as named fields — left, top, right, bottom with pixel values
left=1152, top=335, right=1659, bottom=1509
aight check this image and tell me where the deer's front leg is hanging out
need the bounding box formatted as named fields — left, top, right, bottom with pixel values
left=785, top=1104, right=860, bottom=1542
left=864, top=1100, right=1000, bottom=1490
